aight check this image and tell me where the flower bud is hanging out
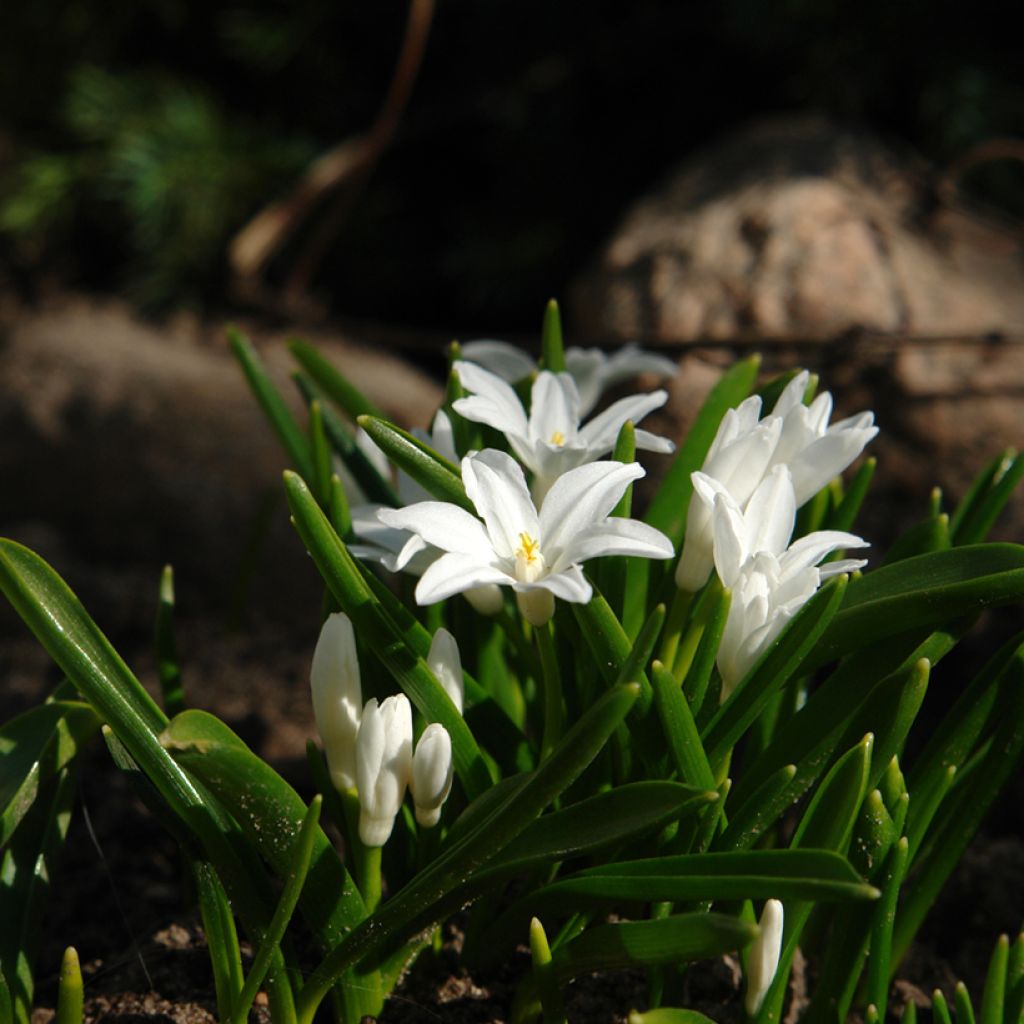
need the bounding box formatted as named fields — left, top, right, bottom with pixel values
left=409, top=723, right=454, bottom=828
left=745, top=899, right=784, bottom=1017
left=427, top=628, right=464, bottom=714
left=355, top=694, right=413, bottom=847
left=310, top=612, right=362, bottom=792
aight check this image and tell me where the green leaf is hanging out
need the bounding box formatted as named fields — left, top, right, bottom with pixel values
left=956, top=983, right=978, bottom=1024
left=308, top=400, right=333, bottom=506
left=629, top=1010, right=721, bottom=1024
left=293, top=372, right=398, bottom=506
left=155, top=564, right=185, bottom=717
left=0, top=701, right=100, bottom=847
left=549, top=913, right=758, bottom=981
left=529, top=916, right=567, bottom=1024
left=55, top=947, right=83, bottom=1024
left=539, top=299, right=566, bottom=373
left=951, top=450, right=1024, bottom=545
left=825, top=457, right=876, bottom=533
left=0, top=768, right=76, bottom=1024
left=644, top=355, right=761, bottom=543
left=229, top=328, right=313, bottom=481
left=715, top=764, right=797, bottom=852
left=651, top=660, right=715, bottom=790
left=289, top=338, right=385, bottom=420
left=283, top=471, right=493, bottom=797
left=231, top=797, right=324, bottom=1024
left=979, top=933, right=1009, bottom=1024
left=1004, top=933, right=1024, bottom=1024
left=881, top=513, right=951, bottom=565
left=161, top=711, right=366, bottom=940
left=864, top=837, right=910, bottom=1017
left=807, top=545, right=1024, bottom=669
left=191, top=860, right=244, bottom=1023
left=702, top=575, right=847, bottom=772
left=357, top=415, right=472, bottom=512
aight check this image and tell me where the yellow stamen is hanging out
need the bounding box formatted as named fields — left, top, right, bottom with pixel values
left=549, top=431, right=566, bottom=446
left=517, top=532, right=540, bottom=563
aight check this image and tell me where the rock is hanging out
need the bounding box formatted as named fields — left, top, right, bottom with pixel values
left=571, top=115, right=1024, bottom=342
left=0, top=294, right=442, bottom=626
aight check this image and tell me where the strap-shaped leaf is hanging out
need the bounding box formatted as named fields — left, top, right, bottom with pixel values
left=808, top=545, right=1024, bottom=669
left=951, top=449, right=1024, bottom=545
left=549, top=912, right=758, bottom=980
left=0, top=700, right=99, bottom=846
left=539, top=299, right=566, bottom=373
left=825, top=457, right=876, bottom=533
left=0, top=768, right=76, bottom=1024
left=229, top=328, right=314, bottom=482
left=284, top=471, right=493, bottom=797
left=290, top=338, right=385, bottom=421
left=651, top=661, right=714, bottom=790
left=357, top=415, right=473, bottom=512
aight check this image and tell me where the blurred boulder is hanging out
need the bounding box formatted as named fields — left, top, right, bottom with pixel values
left=571, top=116, right=1024, bottom=342
left=0, top=294, right=441, bottom=627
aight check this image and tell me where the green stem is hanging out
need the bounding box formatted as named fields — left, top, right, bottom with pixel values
left=536, top=623, right=564, bottom=762
left=659, top=587, right=694, bottom=668
left=360, top=844, right=383, bottom=914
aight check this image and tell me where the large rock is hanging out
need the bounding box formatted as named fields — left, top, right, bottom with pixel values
left=571, top=116, right=1024, bottom=342
left=0, top=294, right=442, bottom=627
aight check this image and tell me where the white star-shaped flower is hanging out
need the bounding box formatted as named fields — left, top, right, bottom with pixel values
left=675, top=371, right=877, bottom=592
left=702, top=468, right=868, bottom=697
left=453, top=361, right=674, bottom=503
left=377, top=449, right=674, bottom=626
left=460, top=339, right=677, bottom=416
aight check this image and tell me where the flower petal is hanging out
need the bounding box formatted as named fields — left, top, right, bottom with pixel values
left=787, top=428, right=878, bottom=505
left=460, top=340, right=537, bottom=382
left=778, top=530, right=868, bottom=577
left=539, top=461, right=645, bottom=558
left=415, top=552, right=512, bottom=605
left=528, top=372, right=580, bottom=446
left=378, top=501, right=494, bottom=559
left=523, top=565, right=592, bottom=603
left=554, top=518, right=674, bottom=570
left=578, top=390, right=669, bottom=451
left=744, top=465, right=796, bottom=557
left=462, top=449, right=539, bottom=558
left=452, top=360, right=529, bottom=437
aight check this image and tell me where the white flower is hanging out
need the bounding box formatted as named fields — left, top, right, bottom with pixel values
left=409, top=723, right=454, bottom=828
left=745, top=899, right=784, bottom=1017
left=309, top=612, right=362, bottom=792
left=346, top=411, right=504, bottom=615
left=453, top=361, right=674, bottom=503
left=377, top=449, right=675, bottom=627
left=460, top=339, right=677, bottom=415
left=427, top=628, right=464, bottom=714
left=355, top=694, right=413, bottom=847
left=675, top=371, right=877, bottom=592
left=705, top=472, right=868, bottom=698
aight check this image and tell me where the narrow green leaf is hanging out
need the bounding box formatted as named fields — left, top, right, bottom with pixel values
left=933, top=990, right=954, bottom=1024
left=357, top=415, right=472, bottom=512
left=530, top=917, right=567, bottom=1024
left=0, top=701, right=99, bottom=847
left=956, top=983, right=978, bottom=1024
left=539, top=299, right=566, bottom=373
left=293, top=372, right=398, bottom=505
left=229, top=328, right=314, bottom=481
left=645, top=355, right=761, bottom=542
left=1004, top=933, right=1024, bottom=1024
left=155, top=564, right=185, bottom=717
left=825, top=457, right=876, bottom=533
left=283, top=471, right=493, bottom=796
left=309, top=400, right=333, bottom=506
left=55, top=947, right=83, bottom=1024
left=651, top=660, right=715, bottom=790
left=808, top=545, right=1024, bottom=669
left=629, top=1010, right=720, bottom=1024
left=980, top=934, right=1009, bottom=1024
left=0, top=768, right=76, bottom=1024
left=231, top=797, right=323, bottom=1024
left=550, top=913, right=758, bottom=981
left=952, top=450, right=1024, bottom=545
left=864, top=837, right=910, bottom=1016
left=192, top=860, right=244, bottom=1023
left=289, top=338, right=385, bottom=421
left=715, top=764, right=797, bottom=852
left=882, top=513, right=951, bottom=565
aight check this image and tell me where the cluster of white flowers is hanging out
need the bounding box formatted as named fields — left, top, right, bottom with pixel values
left=310, top=612, right=458, bottom=846
left=676, top=370, right=876, bottom=696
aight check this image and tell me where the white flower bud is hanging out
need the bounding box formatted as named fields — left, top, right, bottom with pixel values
left=427, top=628, right=464, bottom=714
left=310, top=612, right=362, bottom=792
left=745, top=899, right=784, bottom=1017
left=355, top=694, right=413, bottom=847
left=409, top=723, right=454, bottom=828
left=464, top=583, right=504, bottom=616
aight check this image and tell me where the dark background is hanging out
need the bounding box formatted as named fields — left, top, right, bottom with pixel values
left=2, top=0, right=1023, bottom=330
